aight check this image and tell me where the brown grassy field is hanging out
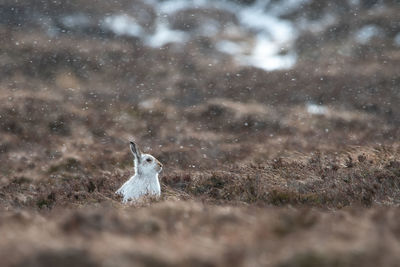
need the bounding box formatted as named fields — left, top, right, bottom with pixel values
left=0, top=1, right=399, bottom=266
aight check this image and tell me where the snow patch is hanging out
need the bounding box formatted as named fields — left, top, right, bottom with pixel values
left=394, top=32, right=400, bottom=47
left=355, top=25, right=383, bottom=44
left=54, top=0, right=303, bottom=71
left=241, top=35, right=296, bottom=70
left=60, top=14, right=91, bottom=28
left=307, top=103, right=328, bottom=115
left=102, top=14, right=143, bottom=37
left=145, top=23, right=188, bottom=47
left=216, top=40, right=243, bottom=54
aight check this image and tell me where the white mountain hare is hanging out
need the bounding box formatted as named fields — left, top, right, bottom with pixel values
left=116, top=141, right=163, bottom=203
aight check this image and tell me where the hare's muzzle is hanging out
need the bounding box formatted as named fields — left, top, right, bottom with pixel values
left=157, top=161, right=163, bottom=172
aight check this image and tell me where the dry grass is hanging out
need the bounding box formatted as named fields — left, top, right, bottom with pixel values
left=0, top=1, right=399, bottom=266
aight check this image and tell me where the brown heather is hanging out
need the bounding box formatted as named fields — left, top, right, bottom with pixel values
left=0, top=1, right=399, bottom=266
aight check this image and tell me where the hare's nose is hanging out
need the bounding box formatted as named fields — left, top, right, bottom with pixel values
left=158, top=162, right=163, bottom=167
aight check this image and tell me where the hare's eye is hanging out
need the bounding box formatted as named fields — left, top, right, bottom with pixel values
left=146, top=158, right=152, bottom=163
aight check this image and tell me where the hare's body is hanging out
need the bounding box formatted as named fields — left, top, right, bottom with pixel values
left=116, top=171, right=161, bottom=202
left=116, top=141, right=163, bottom=203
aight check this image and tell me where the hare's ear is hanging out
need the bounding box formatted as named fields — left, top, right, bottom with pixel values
left=130, top=141, right=142, bottom=162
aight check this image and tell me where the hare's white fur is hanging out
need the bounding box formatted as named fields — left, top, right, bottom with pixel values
left=115, top=141, right=162, bottom=203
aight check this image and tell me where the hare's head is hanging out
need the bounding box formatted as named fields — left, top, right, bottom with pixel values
left=130, top=141, right=163, bottom=175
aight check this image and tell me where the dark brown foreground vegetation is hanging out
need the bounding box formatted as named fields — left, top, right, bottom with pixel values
left=0, top=0, right=399, bottom=266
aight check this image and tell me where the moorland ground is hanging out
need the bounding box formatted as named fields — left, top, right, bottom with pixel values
left=0, top=1, right=399, bottom=266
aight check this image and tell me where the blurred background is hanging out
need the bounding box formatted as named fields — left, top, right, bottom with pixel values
left=0, top=0, right=399, bottom=266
